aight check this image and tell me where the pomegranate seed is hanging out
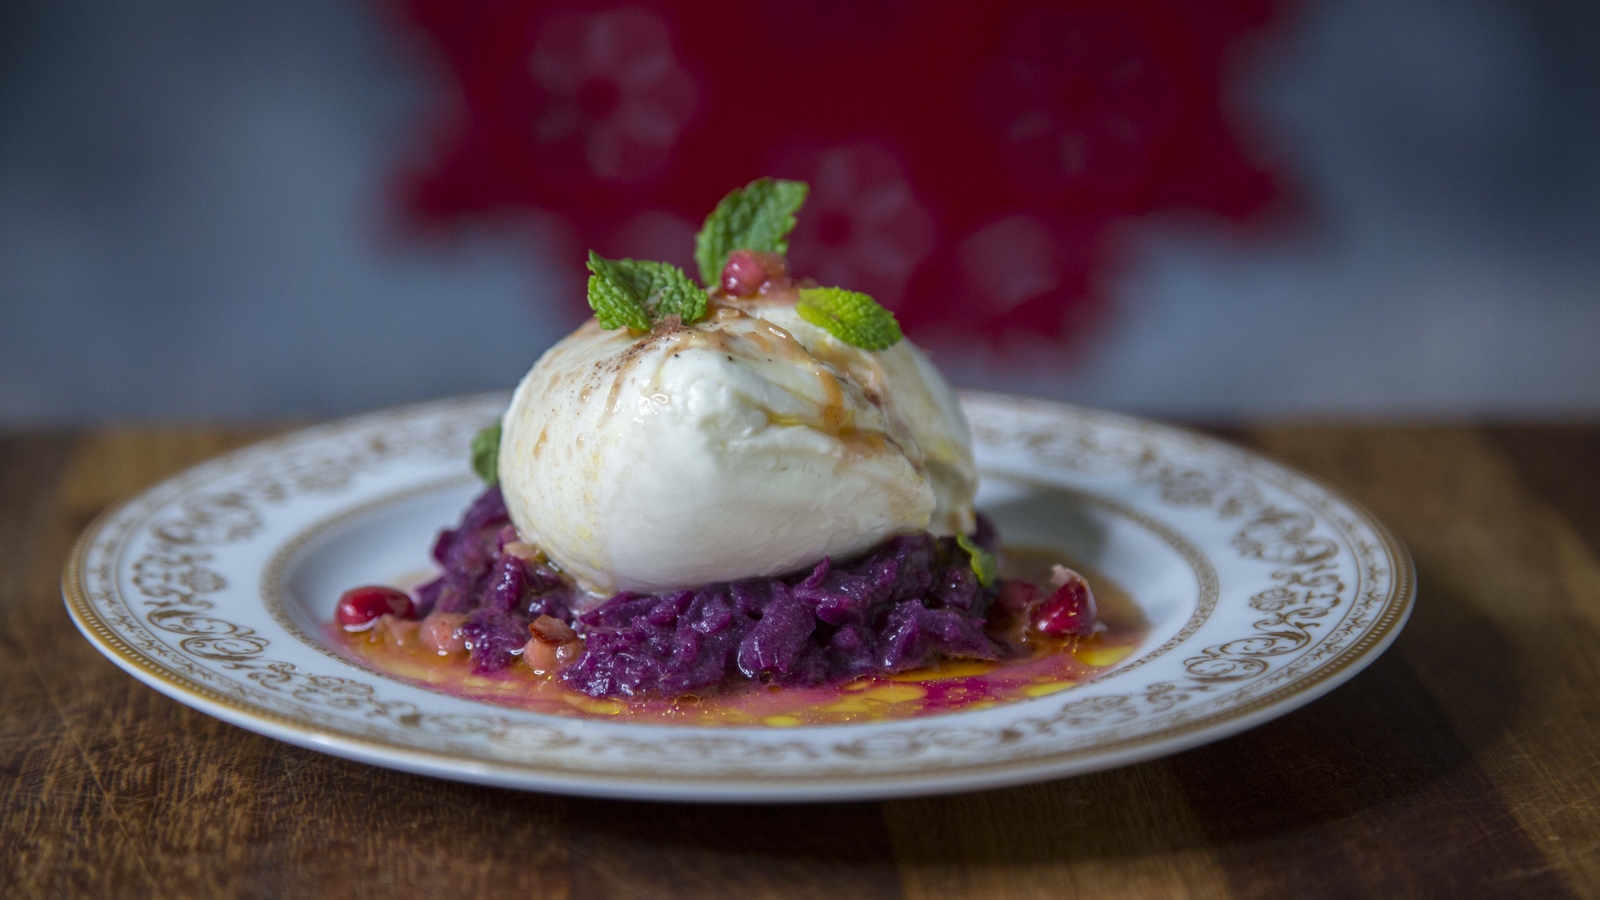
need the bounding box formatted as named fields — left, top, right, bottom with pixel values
left=759, top=254, right=792, bottom=292
left=721, top=250, right=791, bottom=297
left=996, top=579, right=1044, bottom=615
left=1031, top=570, right=1097, bottom=637
left=721, top=250, right=768, bottom=296
left=336, top=585, right=414, bottom=631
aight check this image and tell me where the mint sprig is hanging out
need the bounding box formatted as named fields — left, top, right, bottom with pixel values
left=587, top=251, right=706, bottom=330
left=471, top=422, right=501, bottom=485
left=795, top=287, right=903, bottom=351
left=694, top=178, right=809, bottom=285
left=956, top=533, right=998, bottom=587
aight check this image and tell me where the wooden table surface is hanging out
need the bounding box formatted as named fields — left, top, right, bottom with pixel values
left=4, top=424, right=1599, bottom=899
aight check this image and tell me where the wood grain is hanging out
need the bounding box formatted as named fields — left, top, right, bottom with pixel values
left=3, top=424, right=1598, bottom=899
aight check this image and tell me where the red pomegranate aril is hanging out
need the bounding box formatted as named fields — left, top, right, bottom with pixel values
left=721, top=249, right=769, bottom=296
left=996, top=579, right=1044, bottom=615
left=721, top=249, right=791, bottom=297
left=336, top=586, right=415, bottom=631
left=758, top=253, right=791, bottom=292
left=1031, top=574, right=1097, bottom=637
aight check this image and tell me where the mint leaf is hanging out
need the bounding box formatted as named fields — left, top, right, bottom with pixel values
left=471, top=422, right=501, bottom=485
left=957, top=533, right=998, bottom=587
left=587, top=251, right=706, bottom=328
left=587, top=252, right=653, bottom=331
left=795, top=287, right=903, bottom=350
left=694, top=178, right=809, bottom=285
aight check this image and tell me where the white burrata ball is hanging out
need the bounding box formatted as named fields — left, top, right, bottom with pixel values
left=498, top=300, right=976, bottom=598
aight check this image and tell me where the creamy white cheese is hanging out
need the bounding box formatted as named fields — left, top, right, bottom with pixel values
left=498, top=300, right=976, bottom=597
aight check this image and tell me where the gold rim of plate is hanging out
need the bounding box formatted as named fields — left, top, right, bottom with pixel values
left=61, top=391, right=1416, bottom=790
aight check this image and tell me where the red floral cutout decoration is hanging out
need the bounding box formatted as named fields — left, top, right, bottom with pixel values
left=396, top=0, right=1287, bottom=344
left=526, top=8, right=698, bottom=186
left=776, top=142, right=936, bottom=310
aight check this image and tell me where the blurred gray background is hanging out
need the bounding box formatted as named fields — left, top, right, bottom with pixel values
left=3, top=0, right=1598, bottom=424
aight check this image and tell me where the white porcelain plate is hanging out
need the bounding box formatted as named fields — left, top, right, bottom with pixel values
left=64, top=392, right=1413, bottom=802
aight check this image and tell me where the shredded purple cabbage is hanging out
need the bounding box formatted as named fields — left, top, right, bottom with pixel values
left=414, top=487, right=1002, bottom=698
left=413, top=488, right=572, bottom=673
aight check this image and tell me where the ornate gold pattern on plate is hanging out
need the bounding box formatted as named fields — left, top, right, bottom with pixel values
left=62, top=392, right=1415, bottom=794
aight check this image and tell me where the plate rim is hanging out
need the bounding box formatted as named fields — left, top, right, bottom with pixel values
left=62, top=391, right=1416, bottom=802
